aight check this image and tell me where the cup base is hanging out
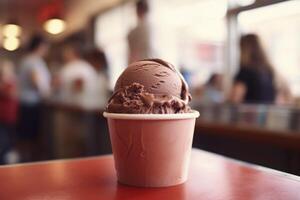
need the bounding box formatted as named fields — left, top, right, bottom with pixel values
left=117, top=177, right=187, bottom=188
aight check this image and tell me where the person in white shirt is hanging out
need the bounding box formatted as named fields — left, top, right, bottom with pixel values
left=58, top=42, right=98, bottom=108
left=84, top=48, right=109, bottom=108
left=18, top=35, right=51, bottom=161
left=127, top=0, right=152, bottom=63
left=19, top=36, right=51, bottom=104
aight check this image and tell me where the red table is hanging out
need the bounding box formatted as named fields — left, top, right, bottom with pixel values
left=1, top=149, right=300, bottom=200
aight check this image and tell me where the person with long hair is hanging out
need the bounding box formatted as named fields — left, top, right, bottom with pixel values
left=231, top=34, right=277, bottom=104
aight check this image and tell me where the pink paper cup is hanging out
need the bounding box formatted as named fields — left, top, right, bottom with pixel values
left=103, top=110, right=199, bottom=187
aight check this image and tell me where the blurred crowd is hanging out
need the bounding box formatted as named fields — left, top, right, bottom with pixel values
left=0, top=35, right=109, bottom=164
left=0, top=0, right=297, bottom=165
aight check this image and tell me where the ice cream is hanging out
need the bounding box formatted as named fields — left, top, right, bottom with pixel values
left=103, top=58, right=199, bottom=187
left=106, top=59, right=191, bottom=114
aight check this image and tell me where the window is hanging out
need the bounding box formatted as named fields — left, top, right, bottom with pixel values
left=238, top=0, right=300, bottom=97
left=149, top=0, right=227, bottom=87
left=95, top=0, right=227, bottom=89
left=95, top=2, right=136, bottom=89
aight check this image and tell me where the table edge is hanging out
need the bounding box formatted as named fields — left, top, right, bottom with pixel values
left=1, top=148, right=300, bottom=182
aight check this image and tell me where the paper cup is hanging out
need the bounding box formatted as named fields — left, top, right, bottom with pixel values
left=103, top=110, right=199, bottom=187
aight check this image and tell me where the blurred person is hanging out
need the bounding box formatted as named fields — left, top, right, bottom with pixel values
left=128, top=0, right=152, bottom=63
left=18, top=34, right=51, bottom=162
left=84, top=48, right=109, bottom=108
left=0, top=60, right=19, bottom=164
left=180, top=67, right=192, bottom=87
left=275, top=76, right=293, bottom=105
left=202, top=73, right=225, bottom=104
left=57, top=42, right=98, bottom=108
left=230, top=34, right=277, bottom=104
left=296, top=97, right=300, bottom=107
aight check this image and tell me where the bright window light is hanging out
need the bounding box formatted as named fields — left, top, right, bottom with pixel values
left=3, top=37, right=20, bottom=51
left=236, top=0, right=255, bottom=6
left=43, top=18, right=66, bottom=35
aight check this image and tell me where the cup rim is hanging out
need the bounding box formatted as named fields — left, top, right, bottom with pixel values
left=103, top=110, right=200, bottom=120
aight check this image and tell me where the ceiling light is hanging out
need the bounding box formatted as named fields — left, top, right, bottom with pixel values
left=2, top=24, right=22, bottom=37
left=43, top=18, right=66, bottom=35
left=3, top=37, right=20, bottom=51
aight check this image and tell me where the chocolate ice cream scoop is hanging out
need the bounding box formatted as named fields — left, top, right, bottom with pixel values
left=106, top=59, right=191, bottom=114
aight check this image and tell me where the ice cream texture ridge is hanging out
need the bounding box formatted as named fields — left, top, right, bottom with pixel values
left=106, top=58, right=192, bottom=114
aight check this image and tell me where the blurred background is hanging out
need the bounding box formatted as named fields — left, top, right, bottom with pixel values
left=1, top=0, right=300, bottom=175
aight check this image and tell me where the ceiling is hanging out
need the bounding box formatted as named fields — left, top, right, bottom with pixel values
left=0, top=0, right=126, bottom=42
left=0, top=0, right=53, bottom=21
left=0, top=0, right=51, bottom=6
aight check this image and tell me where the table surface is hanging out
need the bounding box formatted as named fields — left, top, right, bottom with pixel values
left=1, top=149, right=300, bottom=200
